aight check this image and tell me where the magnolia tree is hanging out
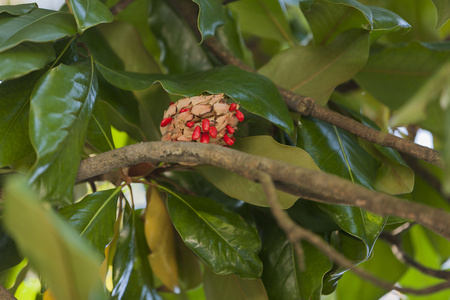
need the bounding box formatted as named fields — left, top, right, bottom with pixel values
left=1, top=0, right=450, bottom=299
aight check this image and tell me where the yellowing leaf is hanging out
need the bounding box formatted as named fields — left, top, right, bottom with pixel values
left=144, top=186, right=179, bottom=291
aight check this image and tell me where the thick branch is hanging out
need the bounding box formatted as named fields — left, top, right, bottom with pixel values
left=167, top=0, right=443, bottom=168
left=0, top=285, right=17, bottom=300
left=76, top=142, right=450, bottom=240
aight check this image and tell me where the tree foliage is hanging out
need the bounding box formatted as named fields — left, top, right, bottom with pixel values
left=0, top=0, right=450, bottom=299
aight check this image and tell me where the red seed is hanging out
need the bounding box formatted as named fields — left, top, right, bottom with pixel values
left=160, top=117, right=172, bottom=127
left=169, top=102, right=175, bottom=105
left=180, top=108, right=190, bottom=113
left=226, top=125, right=235, bottom=134
left=200, top=132, right=210, bottom=144
left=202, top=119, right=210, bottom=131
left=192, top=126, right=201, bottom=140
left=229, top=103, right=237, bottom=111
left=235, top=110, right=244, bottom=122
left=223, top=134, right=234, bottom=146
left=209, top=126, right=217, bottom=138
left=186, top=121, right=195, bottom=128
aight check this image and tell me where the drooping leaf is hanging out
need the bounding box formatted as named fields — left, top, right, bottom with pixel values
left=0, top=42, right=55, bottom=81
left=0, top=71, right=43, bottom=168
left=59, top=188, right=120, bottom=256
left=297, top=117, right=385, bottom=256
left=259, top=29, right=370, bottom=105
left=193, top=0, right=226, bottom=41
left=98, top=65, right=293, bottom=134
left=257, top=213, right=333, bottom=300
left=148, top=0, right=213, bottom=74
left=3, top=176, right=106, bottom=300
left=67, top=0, right=113, bottom=32
left=165, top=190, right=263, bottom=279
left=354, top=41, right=450, bottom=110
left=203, top=267, right=269, bottom=300
left=0, top=8, right=77, bottom=52
left=0, top=3, right=37, bottom=15
left=87, top=100, right=116, bottom=152
left=144, top=186, right=179, bottom=292
left=28, top=58, right=98, bottom=205
left=197, top=135, right=319, bottom=208
left=431, top=0, right=450, bottom=28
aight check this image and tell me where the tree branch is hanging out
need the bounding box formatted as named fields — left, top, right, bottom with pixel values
left=166, top=0, right=443, bottom=168
left=0, top=285, right=17, bottom=300
left=109, top=0, right=135, bottom=15
left=76, top=142, right=450, bottom=241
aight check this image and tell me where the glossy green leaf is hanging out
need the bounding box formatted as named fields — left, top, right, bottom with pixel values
left=431, top=0, right=450, bottom=28
left=193, top=0, right=226, bottom=41
left=0, top=42, right=55, bottom=81
left=259, top=29, right=370, bottom=105
left=87, top=100, right=116, bottom=152
left=0, top=3, right=37, bottom=15
left=300, top=0, right=410, bottom=44
left=198, top=135, right=319, bottom=208
left=297, top=117, right=385, bottom=255
left=229, top=0, right=294, bottom=44
left=165, top=191, right=263, bottom=278
left=112, top=208, right=159, bottom=299
left=148, top=0, right=212, bottom=74
left=28, top=59, right=97, bottom=204
left=257, top=214, right=333, bottom=300
left=0, top=9, right=77, bottom=52
left=203, top=267, right=269, bottom=300
left=95, top=63, right=152, bottom=90
left=355, top=41, right=450, bottom=110
left=67, top=0, right=113, bottom=32
left=59, top=188, right=120, bottom=256
left=336, top=239, right=408, bottom=300
left=0, top=224, right=22, bottom=272
left=4, top=176, right=106, bottom=300
left=0, top=71, right=45, bottom=168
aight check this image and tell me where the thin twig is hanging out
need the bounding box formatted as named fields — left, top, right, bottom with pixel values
left=166, top=0, right=443, bottom=168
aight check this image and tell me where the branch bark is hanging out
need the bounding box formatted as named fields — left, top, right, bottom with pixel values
left=0, top=285, right=17, bottom=300
left=76, top=142, right=450, bottom=241
left=166, top=0, right=443, bottom=168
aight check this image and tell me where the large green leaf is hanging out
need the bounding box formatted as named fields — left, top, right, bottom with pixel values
left=3, top=176, right=106, bottom=300
left=59, top=188, right=120, bottom=256
left=148, top=0, right=212, bottom=74
left=259, top=29, right=370, bottom=106
left=197, top=135, right=319, bottom=208
left=431, top=0, right=450, bottom=28
left=297, top=117, right=385, bottom=255
left=193, top=0, right=226, bottom=41
left=228, top=0, right=294, bottom=44
left=28, top=59, right=97, bottom=204
left=165, top=191, right=262, bottom=279
left=0, top=8, right=77, bottom=52
left=0, top=71, right=44, bottom=168
left=98, top=65, right=293, bottom=134
left=0, top=42, right=55, bottom=81
left=355, top=41, right=450, bottom=110
left=203, top=267, right=269, bottom=300
left=0, top=3, right=36, bottom=15
left=87, top=100, right=116, bottom=152
left=67, top=0, right=113, bottom=32
left=257, top=213, right=333, bottom=300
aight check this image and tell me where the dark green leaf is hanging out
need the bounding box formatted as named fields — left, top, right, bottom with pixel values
left=28, top=59, right=98, bottom=204
left=355, top=41, right=450, bottom=110
left=257, top=214, right=332, bottom=300
left=297, top=117, right=385, bottom=254
left=0, top=3, right=37, bottom=15
left=0, top=71, right=43, bottom=167
left=431, top=0, right=450, bottom=28
left=95, top=63, right=152, bottom=90
left=0, top=8, right=77, bottom=52
left=203, top=267, right=269, bottom=300
left=59, top=188, right=120, bottom=256
left=259, top=29, right=370, bottom=106
left=193, top=0, right=226, bottom=41
left=67, top=0, right=113, bottom=32
left=0, top=224, right=22, bottom=272
left=87, top=100, right=116, bottom=152
left=4, top=176, right=106, bottom=300
left=197, top=135, right=319, bottom=208
left=0, top=42, right=55, bottom=81
left=148, top=0, right=212, bottom=74
left=165, top=191, right=262, bottom=279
